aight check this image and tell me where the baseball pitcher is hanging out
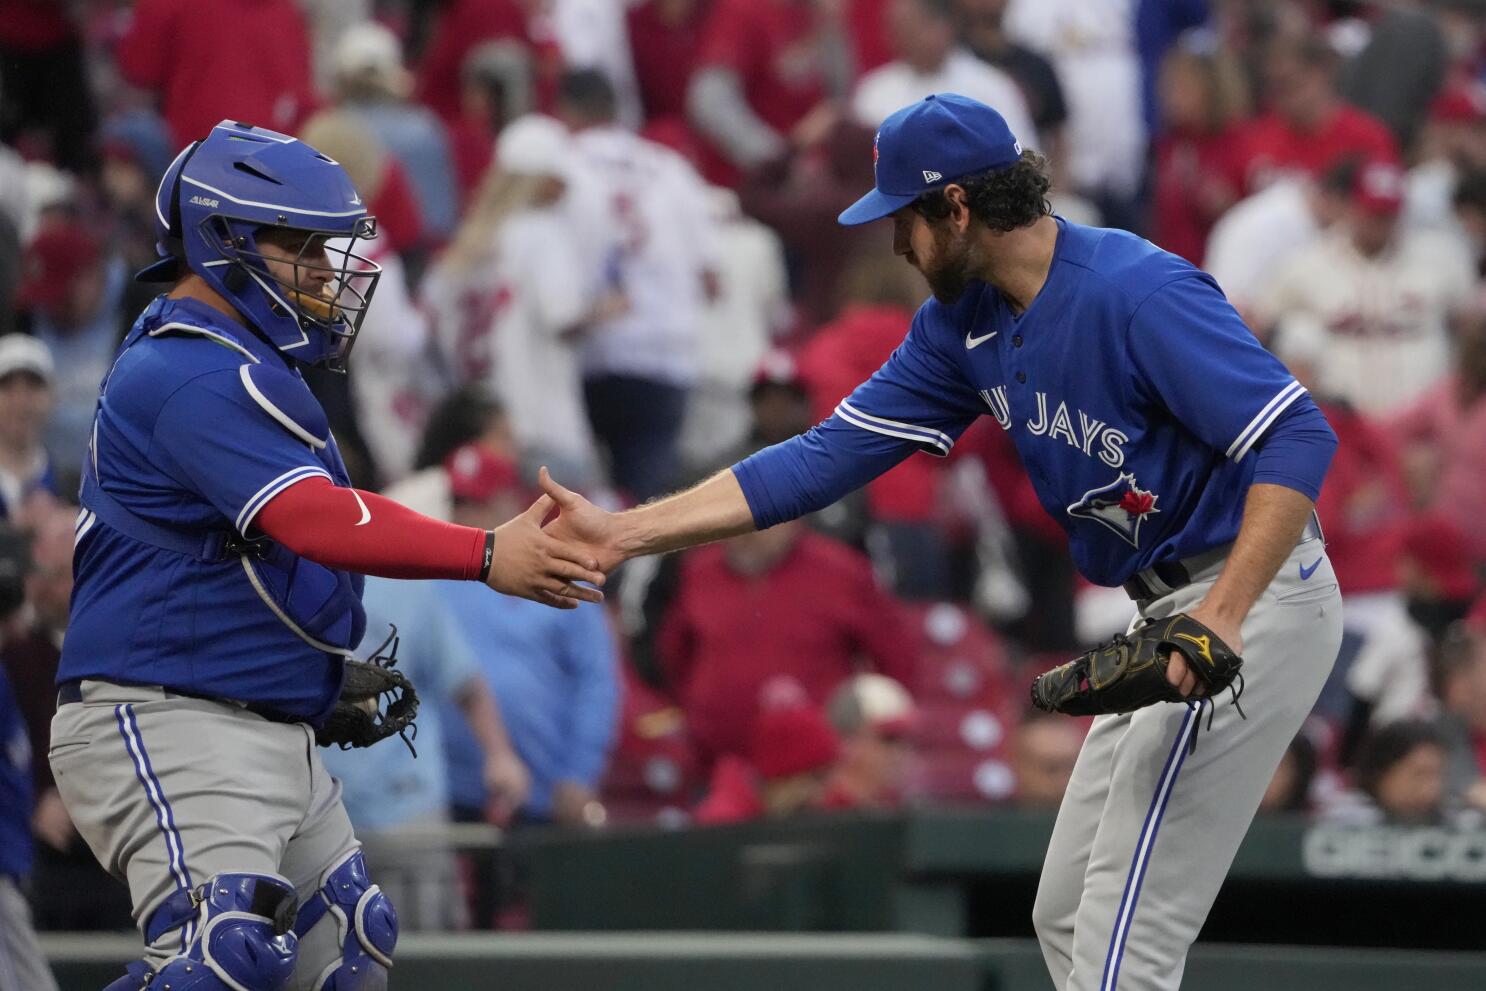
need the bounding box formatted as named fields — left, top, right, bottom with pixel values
left=537, top=94, right=1343, bottom=990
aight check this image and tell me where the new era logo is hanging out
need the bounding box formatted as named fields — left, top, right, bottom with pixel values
left=923, top=170, right=943, bottom=183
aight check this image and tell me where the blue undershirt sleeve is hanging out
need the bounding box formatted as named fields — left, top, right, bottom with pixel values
left=1247, top=395, right=1336, bottom=502
left=731, top=300, right=984, bottom=530
left=732, top=422, right=917, bottom=529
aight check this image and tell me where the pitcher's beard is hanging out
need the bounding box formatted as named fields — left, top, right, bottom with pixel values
left=916, top=229, right=974, bottom=304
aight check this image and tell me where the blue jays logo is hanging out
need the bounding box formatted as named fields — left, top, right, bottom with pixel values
left=872, top=131, right=880, bottom=177
left=1066, top=473, right=1160, bottom=547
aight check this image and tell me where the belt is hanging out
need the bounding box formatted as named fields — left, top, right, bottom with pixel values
left=56, top=678, right=304, bottom=726
left=1121, top=513, right=1323, bottom=603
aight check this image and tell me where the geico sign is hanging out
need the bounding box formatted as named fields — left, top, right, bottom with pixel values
left=1303, top=826, right=1486, bottom=882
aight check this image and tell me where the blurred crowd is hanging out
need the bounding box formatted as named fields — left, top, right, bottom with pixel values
left=3, top=0, right=1486, bottom=934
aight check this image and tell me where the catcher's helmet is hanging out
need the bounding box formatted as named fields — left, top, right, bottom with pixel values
left=139, top=120, right=382, bottom=370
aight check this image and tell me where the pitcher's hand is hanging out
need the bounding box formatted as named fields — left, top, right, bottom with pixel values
left=538, top=467, right=628, bottom=573
left=485, top=492, right=605, bottom=609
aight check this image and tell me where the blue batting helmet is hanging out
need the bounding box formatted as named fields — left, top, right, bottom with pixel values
left=139, top=120, right=382, bottom=369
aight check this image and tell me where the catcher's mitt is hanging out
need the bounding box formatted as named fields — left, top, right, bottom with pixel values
left=316, top=625, right=420, bottom=755
left=1030, top=613, right=1244, bottom=720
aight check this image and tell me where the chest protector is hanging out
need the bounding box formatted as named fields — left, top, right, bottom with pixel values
left=80, top=311, right=366, bottom=657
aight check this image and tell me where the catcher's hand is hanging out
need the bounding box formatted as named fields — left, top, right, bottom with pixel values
left=1030, top=612, right=1243, bottom=717
left=317, top=626, right=420, bottom=754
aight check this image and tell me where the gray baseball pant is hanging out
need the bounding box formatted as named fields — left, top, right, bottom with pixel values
left=1033, top=539, right=1342, bottom=991
left=49, top=683, right=369, bottom=989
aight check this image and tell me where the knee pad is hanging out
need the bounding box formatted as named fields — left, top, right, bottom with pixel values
left=294, top=848, right=397, bottom=991
left=104, top=873, right=299, bottom=991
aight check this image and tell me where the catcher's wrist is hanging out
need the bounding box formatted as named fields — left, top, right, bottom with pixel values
left=479, top=529, right=496, bottom=582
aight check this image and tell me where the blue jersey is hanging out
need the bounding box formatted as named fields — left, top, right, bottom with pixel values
left=0, top=665, right=32, bottom=879
left=60, top=296, right=365, bottom=724
left=736, top=219, right=1322, bottom=587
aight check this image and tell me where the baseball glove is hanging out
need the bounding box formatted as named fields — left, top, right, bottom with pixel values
left=1030, top=613, right=1244, bottom=719
left=316, top=625, right=420, bottom=755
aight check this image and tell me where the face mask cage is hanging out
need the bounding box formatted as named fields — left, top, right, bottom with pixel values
left=203, top=215, right=383, bottom=370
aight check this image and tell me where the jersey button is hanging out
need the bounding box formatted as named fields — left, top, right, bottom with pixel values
left=1013, top=335, right=1023, bottom=347
left=1015, top=371, right=1026, bottom=383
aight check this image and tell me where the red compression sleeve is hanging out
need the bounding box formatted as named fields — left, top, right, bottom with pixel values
left=254, top=476, right=490, bottom=580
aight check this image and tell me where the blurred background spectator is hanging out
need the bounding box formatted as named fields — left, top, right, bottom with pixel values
left=0, top=335, right=57, bottom=518
left=331, top=21, right=458, bottom=252
left=1259, top=159, right=1474, bottom=416
left=1237, top=33, right=1396, bottom=195
left=117, top=0, right=315, bottom=146
left=16, top=220, right=126, bottom=486
left=0, top=0, right=94, bottom=172
left=655, top=516, right=914, bottom=765
left=425, top=112, right=612, bottom=490
left=1328, top=719, right=1455, bottom=826
left=434, top=442, right=619, bottom=831
left=851, top=0, right=1037, bottom=147
left=696, top=687, right=841, bottom=824
left=959, top=0, right=1068, bottom=175
left=1259, top=732, right=1321, bottom=815
left=1002, top=0, right=1144, bottom=229
left=1392, top=307, right=1486, bottom=561
left=320, top=578, right=529, bottom=932
left=1150, top=33, right=1248, bottom=266
left=823, top=672, right=917, bottom=809
left=560, top=69, right=717, bottom=501
left=686, top=0, right=854, bottom=183
left=1008, top=711, right=1084, bottom=809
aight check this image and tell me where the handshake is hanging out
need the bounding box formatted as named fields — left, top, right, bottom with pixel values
left=485, top=464, right=756, bottom=608
left=481, top=467, right=621, bottom=610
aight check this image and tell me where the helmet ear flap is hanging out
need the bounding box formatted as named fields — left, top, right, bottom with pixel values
left=223, top=264, right=250, bottom=294
left=166, top=142, right=197, bottom=239
left=161, top=140, right=202, bottom=258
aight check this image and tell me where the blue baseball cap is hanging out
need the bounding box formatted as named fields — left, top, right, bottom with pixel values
left=838, top=93, right=1022, bottom=226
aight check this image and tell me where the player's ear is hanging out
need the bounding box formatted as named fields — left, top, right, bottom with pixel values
left=944, top=184, right=972, bottom=232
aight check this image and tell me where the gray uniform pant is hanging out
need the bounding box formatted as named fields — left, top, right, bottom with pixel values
left=49, top=683, right=363, bottom=989
left=1033, top=538, right=1342, bottom=991
left=0, top=876, right=60, bottom=991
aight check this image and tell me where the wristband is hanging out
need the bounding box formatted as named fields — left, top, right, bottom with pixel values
left=479, top=530, right=496, bottom=582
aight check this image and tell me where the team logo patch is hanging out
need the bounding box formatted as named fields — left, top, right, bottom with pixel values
left=1066, top=472, right=1160, bottom=547
left=872, top=132, right=880, bottom=176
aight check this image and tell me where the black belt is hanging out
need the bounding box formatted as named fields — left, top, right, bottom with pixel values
left=1121, top=513, right=1324, bottom=603
left=56, top=678, right=304, bottom=725
left=1122, top=557, right=1206, bottom=603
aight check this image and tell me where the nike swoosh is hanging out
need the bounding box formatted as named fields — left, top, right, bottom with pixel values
left=1299, top=557, right=1322, bottom=580
left=351, top=489, right=372, bottom=526
left=965, top=329, right=998, bottom=349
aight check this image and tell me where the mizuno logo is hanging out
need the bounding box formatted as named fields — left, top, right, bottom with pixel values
left=923, top=170, right=943, bottom=183
left=1299, top=557, right=1322, bottom=580
left=351, top=489, right=372, bottom=526
left=965, top=329, right=997, bottom=349
left=1172, top=632, right=1214, bottom=667
left=188, top=195, right=219, bottom=208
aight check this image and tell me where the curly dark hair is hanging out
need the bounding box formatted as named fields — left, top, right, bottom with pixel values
left=910, top=149, right=1053, bottom=232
